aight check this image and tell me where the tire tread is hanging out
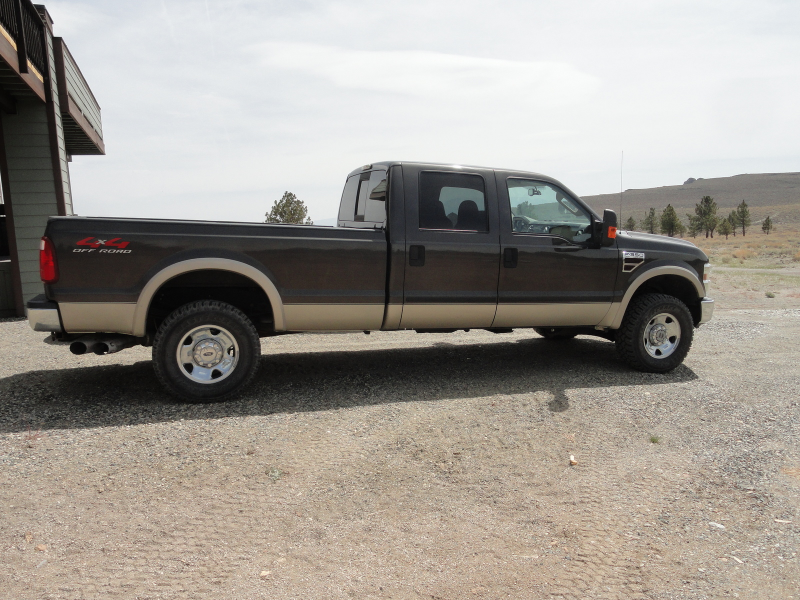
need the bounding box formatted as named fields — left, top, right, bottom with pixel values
left=152, top=300, right=260, bottom=402
left=615, top=293, right=693, bottom=372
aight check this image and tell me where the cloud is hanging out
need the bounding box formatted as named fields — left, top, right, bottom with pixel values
left=253, top=43, right=599, bottom=109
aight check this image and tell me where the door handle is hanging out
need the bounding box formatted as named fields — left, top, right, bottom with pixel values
left=409, top=244, right=425, bottom=266
left=554, top=245, right=581, bottom=252
left=503, top=247, right=518, bottom=268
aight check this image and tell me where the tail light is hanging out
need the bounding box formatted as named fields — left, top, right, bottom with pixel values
left=40, top=237, right=58, bottom=284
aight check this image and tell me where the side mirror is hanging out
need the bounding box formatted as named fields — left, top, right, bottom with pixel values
left=600, top=209, right=618, bottom=247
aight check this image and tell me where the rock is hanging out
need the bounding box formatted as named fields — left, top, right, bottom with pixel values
left=684, top=178, right=696, bottom=185
left=35, top=544, right=47, bottom=552
left=569, top=455, right=578, bottom=466
left=709, top=522, right=725, bottom=530
left=259, top=570, right=271, bottom=579
left=25, top=532, right=33, bottom=544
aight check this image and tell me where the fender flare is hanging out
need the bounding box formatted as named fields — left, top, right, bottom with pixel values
left=132, top=258, right=286, bottom=336
left=602, top=265, right=705, bottom=329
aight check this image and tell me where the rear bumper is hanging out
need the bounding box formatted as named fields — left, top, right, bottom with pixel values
left=699, top=297, right=714, bottom=325
left=27, top=294, right=62, bottom=333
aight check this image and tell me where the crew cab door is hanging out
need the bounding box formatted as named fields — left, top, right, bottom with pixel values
left=399, top=166, right=501, bottom=329
left=493, top=173, right=619, bottom=327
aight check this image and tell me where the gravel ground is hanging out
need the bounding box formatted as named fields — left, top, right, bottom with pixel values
left=1, top=305, right=799, bottom=599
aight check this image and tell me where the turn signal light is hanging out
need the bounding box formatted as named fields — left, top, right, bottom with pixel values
left=607, top=226, right=617, bottom=239
left=40, top=237, right=58, bottom=284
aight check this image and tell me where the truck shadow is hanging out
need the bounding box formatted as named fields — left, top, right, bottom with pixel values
left=0, top=336, right=698, bottom=434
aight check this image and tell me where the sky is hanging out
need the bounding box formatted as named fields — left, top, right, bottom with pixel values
left=46, top=0, right=800, bottom=223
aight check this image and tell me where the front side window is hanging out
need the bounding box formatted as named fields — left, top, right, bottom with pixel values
left=338, top=170, right=387, bottom=226
left=507, top=179, right=591, bottom=242
left=419, top=172, right=487, bottom=232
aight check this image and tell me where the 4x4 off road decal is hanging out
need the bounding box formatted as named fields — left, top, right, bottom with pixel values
left=74, top=237, right=132, bottom=253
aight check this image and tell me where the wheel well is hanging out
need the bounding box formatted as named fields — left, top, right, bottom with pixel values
left=630, top=274, right=702, bottom=325
left=146, top=270, right=274, bottom=336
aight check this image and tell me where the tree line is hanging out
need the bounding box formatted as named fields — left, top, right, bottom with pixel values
left=624, top=197, right=773, bottom=239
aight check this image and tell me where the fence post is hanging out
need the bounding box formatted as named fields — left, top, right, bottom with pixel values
left=12, top=0, right=27, bottom=73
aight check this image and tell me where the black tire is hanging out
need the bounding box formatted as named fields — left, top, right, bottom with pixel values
left=534, top=327, right=578, bottom=341
left=153, top=300, right=261, bottom=402
left=615, top=293, right=693, bottom=373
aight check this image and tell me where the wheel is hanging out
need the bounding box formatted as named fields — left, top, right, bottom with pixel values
left=534, top=327, right=577, bottom=341
left=615, top=293, right=694, bottom=373
left=153, top=300, right=261, bottom=402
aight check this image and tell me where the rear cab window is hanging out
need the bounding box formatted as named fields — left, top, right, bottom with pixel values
left=338, top=170, right=387, bottom=228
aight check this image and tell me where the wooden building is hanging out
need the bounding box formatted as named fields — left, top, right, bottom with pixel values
left=0, top=1, right=103, bottom=316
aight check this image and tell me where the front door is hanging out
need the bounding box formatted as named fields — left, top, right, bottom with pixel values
left=399, top=166, right=501, bottom=329
left=493, top=173, right=619, bottom=328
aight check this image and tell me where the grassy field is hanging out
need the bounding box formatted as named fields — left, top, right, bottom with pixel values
left=690, top=224, right=800, bottom=268
left=672, top=224, right=800, bottom=309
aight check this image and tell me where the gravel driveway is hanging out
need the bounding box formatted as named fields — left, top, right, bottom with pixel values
left=1, top=308, right=798, bottom=599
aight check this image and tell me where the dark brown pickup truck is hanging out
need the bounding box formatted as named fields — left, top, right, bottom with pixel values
left=28, top=161, right=714, bottom=401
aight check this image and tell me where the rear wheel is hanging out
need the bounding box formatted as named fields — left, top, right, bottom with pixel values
left=534, top=327, right=578, bottom=341
left=615, top=293, right=693, bottom=372
left=153, top=300, right=261, bottom=402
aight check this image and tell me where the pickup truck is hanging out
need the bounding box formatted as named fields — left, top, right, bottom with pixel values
left=29, top=161, right=714, bottom=401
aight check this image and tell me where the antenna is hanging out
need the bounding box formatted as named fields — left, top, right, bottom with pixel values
left=620, top=150, right=624, bottom=226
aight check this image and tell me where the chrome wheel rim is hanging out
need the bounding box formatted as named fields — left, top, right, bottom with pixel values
left=176, top=325, right=239, bottom=384
left=643, top=313, right=681, bottom=359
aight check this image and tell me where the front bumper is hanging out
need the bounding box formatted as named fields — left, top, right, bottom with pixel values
left=27, top=294, right=62, bottom=333
left=699, top=298, right=714, bottom=325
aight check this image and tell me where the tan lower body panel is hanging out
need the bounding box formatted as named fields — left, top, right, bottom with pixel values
left=399, top=304, right=497, bottom=329
left=283, top=304, right=385, bottom=331
left=59, top=302, right=137, bottom=334
left=382, top=304, right=403, bottom=330
left=492, top=303, right=611, bottom=328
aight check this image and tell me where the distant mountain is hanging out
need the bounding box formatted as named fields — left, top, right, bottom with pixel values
left=582, top=172, right=800, bottom=224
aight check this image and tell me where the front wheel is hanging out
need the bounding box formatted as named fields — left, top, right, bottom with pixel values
left=153, top=300, right=261, bottom=402
left=615, top=293, right=694, bottom=373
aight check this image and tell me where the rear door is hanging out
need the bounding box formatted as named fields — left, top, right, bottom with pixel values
left=399, top=165, right=501, bottom=329
left=493, top=173, right=619, bottom=327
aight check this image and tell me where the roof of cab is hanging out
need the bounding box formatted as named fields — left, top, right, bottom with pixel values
left=344, top=161, right=594, bottom=216
left=346, top=160, right=554, bottom=180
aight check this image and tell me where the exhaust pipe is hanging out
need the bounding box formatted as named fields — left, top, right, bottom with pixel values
left=93, top=337, right=137, bottom=355
left=70, top=335, right=104, bottom=355
left=70, top=335, right=138, bottom=355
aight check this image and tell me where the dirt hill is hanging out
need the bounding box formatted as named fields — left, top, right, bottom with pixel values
left=582, top=172, right=800, bottom=224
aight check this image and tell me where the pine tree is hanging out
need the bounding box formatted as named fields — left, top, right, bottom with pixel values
left=727, top=210, right=739, bottom=237
left=762, top=215, right=773, bottom=234
left=736, top=201, right=751, bottom=236
left=659, top=204, right=682, bottom=237
left=686, top=214, right=701, bottom=238
left=717, top=218, right=733, bottom=239
left=624, top=216, right=637, bottom=231
left=642, top=208, right=658, bottom=234
left=266, top=191, right=313, bottom=225
left=694, top=195, right=719, bottom=238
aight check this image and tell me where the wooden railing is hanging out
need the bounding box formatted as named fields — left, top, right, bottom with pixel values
left=0, top=0, right=46, bottom=76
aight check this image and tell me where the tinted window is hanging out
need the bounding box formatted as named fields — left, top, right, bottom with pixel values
left=339, top=170, right=387, bottom=226
left=419, top=172, right=487, bottom=232
left=507, top=179, right=591, bottom=242
left=338, top=175, right=360, bottom=222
